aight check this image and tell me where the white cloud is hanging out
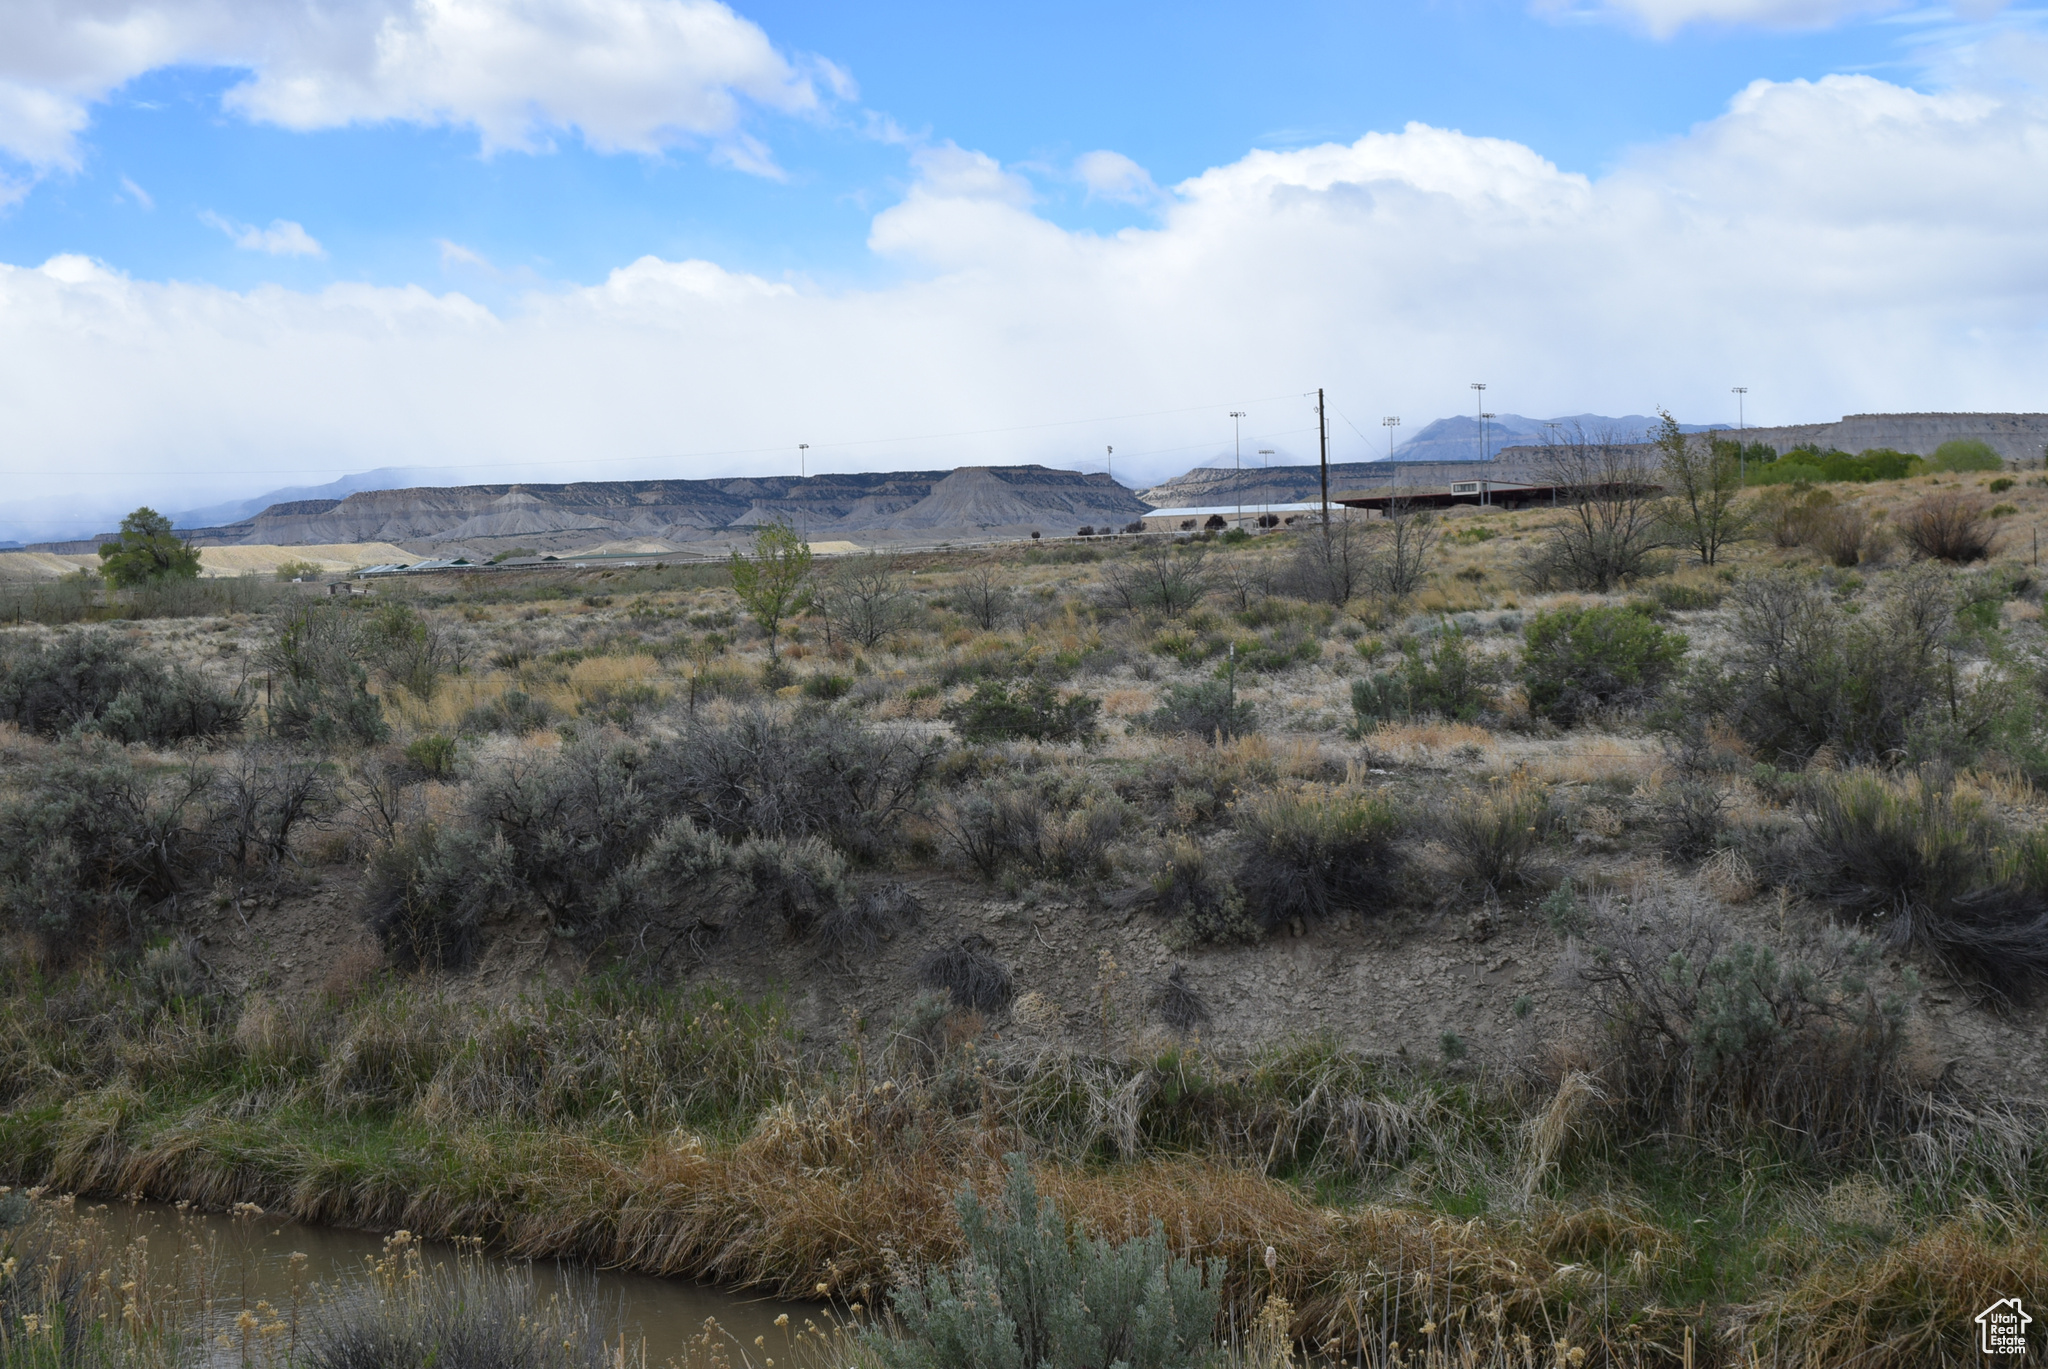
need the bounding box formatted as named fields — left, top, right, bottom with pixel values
left=1074, top=150, right=1158, bottom=204
left=5, top=72, right=2048, bottom=504
left=0, top=0, right=830, bottom=173
left=437, top=238, right=492, bottom=270
left=201, top=211, right=326, bottom=256
left=119, top=175, right=153, bottom=209
left=1534, top=0, right=1959, bottom=37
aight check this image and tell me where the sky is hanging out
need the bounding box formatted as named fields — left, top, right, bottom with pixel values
left=1, top=0, right=2046, bottom=536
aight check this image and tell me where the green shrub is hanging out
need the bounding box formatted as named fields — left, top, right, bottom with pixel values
left=405, top=735, right=459, bottom=778
left=943, top=680, right=1100, bottom=743
left=1145, top=680, right=1255, bottom=740
left=644, top=706, right=943, bottom=862
left=1521, top=604, right=1687, bottom=726
left=1666, top=568, right=1980, bottom=766
left=458, top=688, right=560, bottom=736
left=801, top=671, right=853, bottom=701
left=1349, top=625, right=1489, bottom=727
left=1234, top=787, right=1403, bottom=929
left=1749, top=446, right=1923, bottom=485
left=1648, top=579, right=1725, bottom=612
left=0, top=629, right=246, bottom=745
left=1575, top=883, right=1911, bottom=1153
left=263, top=602, right=390, bottom=747
left=0, top=742, right=209, bottom=961
left=1154, top=835, right=1260, bottom=947
left=1929, top=438, right=2003, bottom=472
left=731, top=834, right=849, bottom=935
left=1990, top=477, right=2016, bottom=493
left=1230, top=632, right=1321, bottom=673
left=872, top=1154, right=1222, bottom=1369
left=275, top=559, right=325, bottom=581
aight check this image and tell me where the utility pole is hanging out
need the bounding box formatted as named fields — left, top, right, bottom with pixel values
left=1317, top=388, right=1330, bottom=530
left=1230, top=411, right=1246, bottom=532
left=1258, top=448, right=1274, bottom=531
left=1105, top=445, right=1114, bottom=487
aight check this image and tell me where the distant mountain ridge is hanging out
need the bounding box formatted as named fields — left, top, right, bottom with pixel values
left=1388, top=413, right=1723, bottom=465
left=170, top=468, right=433, bottom=530
left=32, top=466, right=1150, bottom=555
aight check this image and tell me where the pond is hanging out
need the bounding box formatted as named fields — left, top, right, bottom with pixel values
left=20, top=1194, right=826, bottom=1366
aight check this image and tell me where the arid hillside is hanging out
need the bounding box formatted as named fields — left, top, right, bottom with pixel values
left=7, top=458, right=2048, bottom=1366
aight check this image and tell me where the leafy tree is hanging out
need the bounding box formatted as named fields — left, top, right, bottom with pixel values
left=728, top=521, right=813, bottom=662
left=1657, top=410, right=1750, bottom=565
left=1930, top=438, right=2003, bottom=473
left=98, top=507, right=201, bottom=588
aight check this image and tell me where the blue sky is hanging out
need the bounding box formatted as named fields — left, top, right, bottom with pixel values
left=0, top=0, right=2044, bottom=534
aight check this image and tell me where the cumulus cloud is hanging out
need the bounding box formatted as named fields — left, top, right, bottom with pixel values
left=200, top=212, right=325, bottom=256
left=0, top=0, right=830, bottom=172
left=5, top=72, right=2048, bottom=507
left=1074, top=150, right=1158, bottom=204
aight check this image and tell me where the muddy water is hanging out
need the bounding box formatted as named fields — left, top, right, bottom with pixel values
left=36, top=1197, right=823, bottom=1363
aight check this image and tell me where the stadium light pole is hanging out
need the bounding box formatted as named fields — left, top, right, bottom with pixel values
left=1480, top=412, right=1496, bottom=504
left=798, top=443, right=808, bottom=479
left=1230, top=410, right=1246, bottom=530
left=1732, top=386, right=1749, bottom=483
left=1105, top=445, right=1113, bottom=488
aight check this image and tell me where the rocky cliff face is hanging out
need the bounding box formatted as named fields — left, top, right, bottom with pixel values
left=140, top=466, right=1150, bottom=553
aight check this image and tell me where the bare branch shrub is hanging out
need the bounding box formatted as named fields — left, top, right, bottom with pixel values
left=955, top=561, right=1013, bottom=631
left=1155, top=964, right=1211, bottom=1032
left=1523, top=425, right=1672, bottom=591
left=645, top=706, right=942, bottom=861
left=916, top=934, right=1014, bottom=1012
left=1100, top=543, right=1208, bottom=619
left=1898, top=491, right=1996, bottom=563
left=819, top=552, right=911, bottom=648
left=1368, top=499, right=1441, bottom=598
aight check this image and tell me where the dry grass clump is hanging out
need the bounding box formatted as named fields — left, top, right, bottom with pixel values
left=1367, top=721, right=1498, bottom=766
left=1433, top=775, right=1558, bottom=893
left=1736, top=1215, right=2048, bottom=1367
